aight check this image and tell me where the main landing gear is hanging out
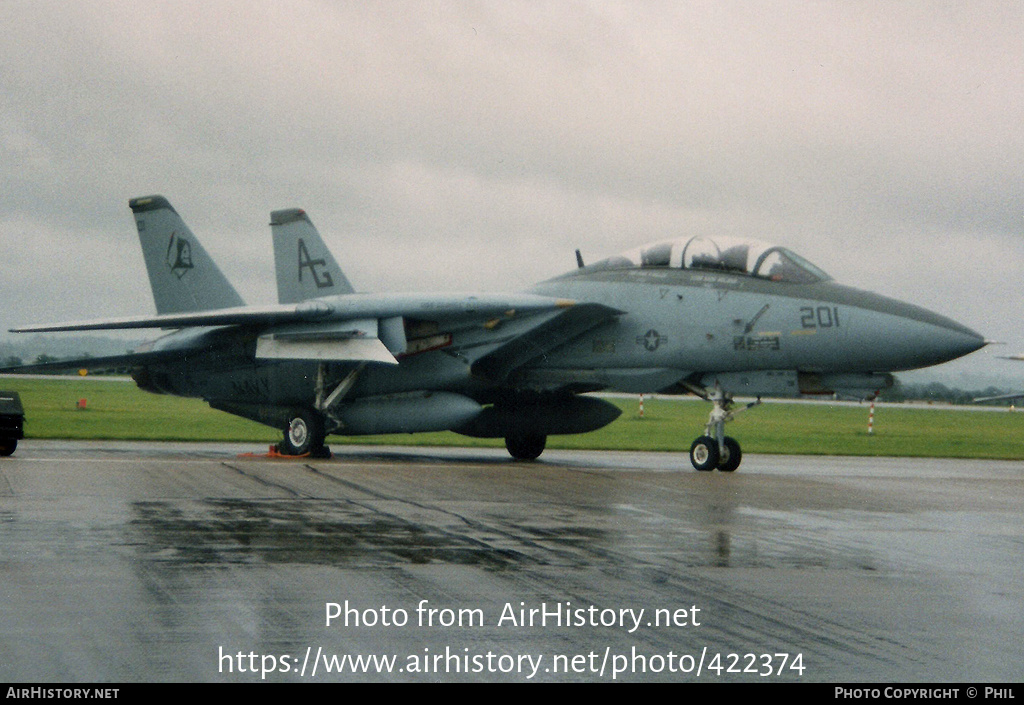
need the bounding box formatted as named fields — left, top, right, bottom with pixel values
left=279, top=409, right=331, bottom=458
left=687, top=385, right=761, bottom=472
left=505, top=432, right=547, bottom=461
left=276, top=363, right=364, bottom=458
left=0, top=437, right=16, bottom=457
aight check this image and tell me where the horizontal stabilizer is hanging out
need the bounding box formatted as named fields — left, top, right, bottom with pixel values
left=0, top=349, right=184, bottom=375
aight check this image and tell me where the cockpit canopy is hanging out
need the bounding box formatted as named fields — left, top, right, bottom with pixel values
left=586, top=236, right=831, bottom=284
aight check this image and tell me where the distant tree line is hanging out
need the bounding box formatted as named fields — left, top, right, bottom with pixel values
left=3, top=353, right=76, bottom=368
left=885, top=380, right=1018, bottom=405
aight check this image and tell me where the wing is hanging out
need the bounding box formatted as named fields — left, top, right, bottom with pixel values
left=9, top=293, right=622, bottom=367
left=470, top=302, right=623, bottom=382
left=9, top=293, right=580, bottom=334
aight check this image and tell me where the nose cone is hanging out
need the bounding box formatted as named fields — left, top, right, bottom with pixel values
left=915, top=317, right=987, bottom=367
left=821, top=284, right=987, bottom=372
left=858, top=291, right=987, bottom=370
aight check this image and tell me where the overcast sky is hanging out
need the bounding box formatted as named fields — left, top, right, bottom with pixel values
left=1, top=1, right=1021, bottom=384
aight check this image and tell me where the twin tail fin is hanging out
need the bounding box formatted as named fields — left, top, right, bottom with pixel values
left=271, top=208, right=354, bottom=303
left=129, top=195, right=245, bottom=314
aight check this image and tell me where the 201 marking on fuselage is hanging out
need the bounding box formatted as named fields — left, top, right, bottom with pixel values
left=800, top=306, right=841, bottom=329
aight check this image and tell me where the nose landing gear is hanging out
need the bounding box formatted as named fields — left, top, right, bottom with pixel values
left=687, top=385, right=760, bottom=472
left=689, top=434, right=742, bottom=472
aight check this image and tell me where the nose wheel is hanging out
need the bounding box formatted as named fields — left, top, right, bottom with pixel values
left=689, top=435, right=719, bottom=471
left=687, top=384, right=759, bottom=472
left=689, top=435, right=742, bottom=472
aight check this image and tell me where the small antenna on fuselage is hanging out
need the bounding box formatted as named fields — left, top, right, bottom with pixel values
left=575, top=249, right=584, bottom=268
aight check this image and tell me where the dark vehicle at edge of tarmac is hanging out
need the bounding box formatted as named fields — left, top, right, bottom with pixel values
left=0, top=391, right=25, bottom=456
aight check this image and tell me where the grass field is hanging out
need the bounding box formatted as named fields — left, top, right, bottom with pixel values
left=3, top=376, right=1023, bottom=460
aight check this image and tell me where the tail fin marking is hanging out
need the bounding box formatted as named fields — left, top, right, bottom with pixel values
left=271, top=208, right=354, bottom=304
left=129, top=195, right=245, bottom=314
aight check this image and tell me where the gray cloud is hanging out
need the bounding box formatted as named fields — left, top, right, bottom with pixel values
left=1, top=0, right=1021, bottom=384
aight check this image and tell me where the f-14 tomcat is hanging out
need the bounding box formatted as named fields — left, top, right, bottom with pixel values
left=8, top=196, right=986, bottom=470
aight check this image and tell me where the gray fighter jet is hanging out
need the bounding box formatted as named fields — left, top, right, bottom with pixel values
left=8, top=196, right=986, bottom=470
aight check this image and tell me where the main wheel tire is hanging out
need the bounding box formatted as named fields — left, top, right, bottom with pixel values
left=718, top=436, right=742, bottom=472
left=505, top=432, right=546, bottom=461
left=280, top=410, right=325, bottom=456
left=0, top=438, right=16, bottom=457
left=689, top=435, right=719, bottom=471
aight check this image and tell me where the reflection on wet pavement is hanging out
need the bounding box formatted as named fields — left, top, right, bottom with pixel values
left=1, top=443, right=1021, bottom=682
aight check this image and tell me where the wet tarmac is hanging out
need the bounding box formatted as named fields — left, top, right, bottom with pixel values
left=1, top=440, right=1021, bottom=682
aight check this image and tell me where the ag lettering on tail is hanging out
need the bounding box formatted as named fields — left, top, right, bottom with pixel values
left=271, top=208, right=354, bottom=303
